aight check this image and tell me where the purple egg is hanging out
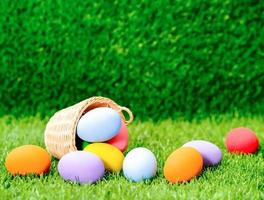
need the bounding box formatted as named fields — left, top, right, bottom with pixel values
left=58, top=151, right=105, bottom=184
left=183, top=140, right=222, bottom=166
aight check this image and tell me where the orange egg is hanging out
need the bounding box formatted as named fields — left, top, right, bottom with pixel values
left=5, top=145, right=51, bottom=175
left=163, top=147, right=203, bottom=183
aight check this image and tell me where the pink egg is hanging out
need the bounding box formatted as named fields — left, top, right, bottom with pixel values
left=107, top=121, right=128, bottom=152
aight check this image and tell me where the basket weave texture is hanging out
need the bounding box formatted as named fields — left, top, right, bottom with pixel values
left=44, top=96, right=133, bottom=159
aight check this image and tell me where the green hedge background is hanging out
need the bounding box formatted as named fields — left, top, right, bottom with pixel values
left=0, top=0, right=263, bottom=120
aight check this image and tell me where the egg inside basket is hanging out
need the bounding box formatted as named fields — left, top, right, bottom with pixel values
left=44, top=97, right=133, bottom=159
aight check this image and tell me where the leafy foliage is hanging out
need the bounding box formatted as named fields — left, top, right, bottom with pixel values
left=0, top=0, right=263, bottom=119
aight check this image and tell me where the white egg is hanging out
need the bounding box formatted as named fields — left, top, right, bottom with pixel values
left=123, top=147, right=157, bottom=182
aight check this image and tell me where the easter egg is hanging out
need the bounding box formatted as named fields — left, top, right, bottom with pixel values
left=84, top=143, right=124, bottom=172
left=123, top=147, right=157, bottom=182
left=77, top=107, right=121, bottom=142
left=163, top=147, right=203, bottom=183
left=58, top=151, right=105, bottom=184
left=107, top=121, right=129, bottom=152
left=82, top=141, right=90, bottom=150
left=5, top=145, right=51, bottom=175
left=225, top=127, right=259, bottom=154
left=183, top=140, right=222, bottom=166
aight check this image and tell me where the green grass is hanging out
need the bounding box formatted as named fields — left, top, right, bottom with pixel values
left=1, top=115, right=264, bottom=199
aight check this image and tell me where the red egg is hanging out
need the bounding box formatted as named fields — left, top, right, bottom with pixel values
left=107, top=121, right=128, bottom=152
left=225, top=127, right=259, bottom=154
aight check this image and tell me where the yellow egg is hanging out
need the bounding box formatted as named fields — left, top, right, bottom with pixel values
left=84, top=143, right=124, bottom=172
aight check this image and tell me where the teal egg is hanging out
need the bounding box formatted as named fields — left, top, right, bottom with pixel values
left=82, top=141, right=90, bottom=150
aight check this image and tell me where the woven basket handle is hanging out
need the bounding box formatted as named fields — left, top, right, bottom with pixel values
left=119, top=106, right=134, bottom=125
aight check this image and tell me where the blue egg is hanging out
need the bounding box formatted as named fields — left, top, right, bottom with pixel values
left=77, top=107, right=121, bottom=142
left=123, top=147, right=157, bottom=182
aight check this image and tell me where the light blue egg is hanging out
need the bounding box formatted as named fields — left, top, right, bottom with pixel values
left=123, top=147, right=157, bottom=182
left=77, top=107, right=121, bottom=142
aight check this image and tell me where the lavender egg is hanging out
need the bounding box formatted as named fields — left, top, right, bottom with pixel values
left=58, top=151, right=105, bottom=184
left=183, top=140, right=222, bottom=166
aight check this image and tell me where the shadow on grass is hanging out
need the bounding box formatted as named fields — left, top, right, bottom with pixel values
left=101, top=171, right=160, bottom=185
left=1, top=171, right=54, bottom=189
left=255, top=146, right=263, bottom=156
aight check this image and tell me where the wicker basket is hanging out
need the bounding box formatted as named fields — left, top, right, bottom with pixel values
left=44, top=96, right=133, bottom=159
